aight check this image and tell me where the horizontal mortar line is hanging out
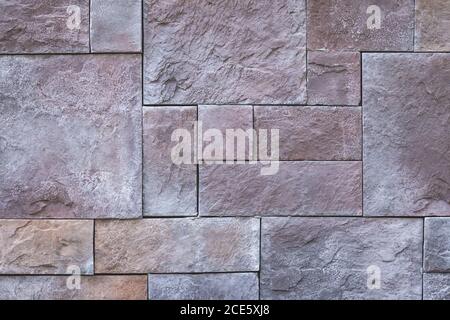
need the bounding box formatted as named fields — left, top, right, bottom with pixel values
left=0, top=52, right=141, bottom=56
left=146, top=271, right=260, bottom=275
left=360, top=50, right=450, bottom=54
left=142, top=104, right=362, bottom=107
left=0, top=273, right=149, bottom=277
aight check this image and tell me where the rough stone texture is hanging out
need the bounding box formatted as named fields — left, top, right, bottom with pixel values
left=200, top=162, right=362, bottom=216
left=254, top=106, right=361, bottom=160
left=0, top=220, right=93, bottom=274
left=143, top=107, right=197, bottom=216
left=0, top=275, right=147, bottom=300
left=95, top=218, right=260, bottom=273
left=307, top=0, right=414, bottom=51
left=0, top=55, right=142, bottom=219
left=261, top=218, right=423, bottom=300
left=199, top=105, right=253, bottom=161
left=91, top=0, right=142, bottom=52
left=423, top=274, right=450, bottom=300
left=307, top=52, right=361, bottom=106
left=143, top=0, right=307, bottom=104
left=363, top=53, right=450, bottom=216
left=415, top=0, right=450, bottom=51
left=148, top=273, right=259, bottom=300
left=0, top=0, right=89, bottom=53
left=424, top=218, right=450, bottom=272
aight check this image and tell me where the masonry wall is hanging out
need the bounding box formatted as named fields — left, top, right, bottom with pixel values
left=0, top=0, right=450, bottom=300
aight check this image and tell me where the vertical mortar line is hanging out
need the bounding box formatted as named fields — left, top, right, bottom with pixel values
left=258, top=217, right=262, bottom=300
left=88, top=0, right=91, bottom=53
left=93, top=219, right=95, bottom=274
left=141, top=0, right=145, bottom=218
left=305, top=0, right=308, bottom=105
left=422, top=217, right=425, bottom=300
left=360, top=52, right=364, bottom=216
left=413, top=0, right=416, bottom=51
left=196, top=105, right=200, bottom=217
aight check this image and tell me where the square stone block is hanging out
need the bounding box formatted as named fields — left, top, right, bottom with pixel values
left=424, top=274, right=450, bottom=300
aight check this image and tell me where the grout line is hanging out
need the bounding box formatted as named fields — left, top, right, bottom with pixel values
left=360, top=51, right=364, bottom=216
left=422, top=217, right=425, bottom=300
left=258, top=217, right=262, bottom=300
left=93, top=220, right=96, bottom=274
left=88, top=0, right=91, bottom=53
left=196, top=104, right=200, bottom=217
left=413, top=0, right=416, bottom=51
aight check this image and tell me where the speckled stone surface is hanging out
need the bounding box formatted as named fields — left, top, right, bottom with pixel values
left=415, top=0, right=450, bottom=51
left=424, top=218, right=450, bottom=272
left=423, top=274, right=450, bottom=300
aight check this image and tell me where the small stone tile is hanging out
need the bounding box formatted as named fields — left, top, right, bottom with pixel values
left=0, top=276, right=147, bottom=300
left=307, top=52, right=361, bottom=105
left=423, top=274, right=450, bottom=300
left=363, top=53, right=450, bottom=216
left=148, top=273, right=259, bottom=300
left=254, top=106, right=361, bottom=160
left=143, top=107, right=197, bottom=216
left=0, top=0, right=89, bottom=53
left=91, top=0, right=142, bottom=52
left=0, top=220, right=93, bottom=274
left=424, top=218, right=450, bottom=272
left=261, top=217, right=423, bottom=300
left=95, top=218, right=260, bottom=273
left=415, top=0, right=450, bottom=51
left=143, top=0, right=307, bottom=104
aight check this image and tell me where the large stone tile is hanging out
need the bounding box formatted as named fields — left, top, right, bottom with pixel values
left=363, top=53, right=450, bottom=216
left=0, top=55, right=142, bottom=219
left=423, top=274, right=450, bottom=300
left=415, top=0, right=450, bottom=51
left=199, top=162, right=362, bottom=216
left=143, top=0, right=306, bottom=104
left=95, top=218, right=260, bottom=273
left=91, top=0, right=142, bottom=52
left=0, top=275, right=147, bottom=300
left=307, top=0, right=414, bottom=51
left=261, top=218, right=423, bottom=300
left=148, top=273, right=258, bottom=300
left=143, top=107, right=197, bottom=216
left=0, top=0, right=89, bottom=53
left=424, top=218, right=450, bottom=272
left=0, top=220, right=93, bottom=274
left=254, top=106, right=361, bottom=160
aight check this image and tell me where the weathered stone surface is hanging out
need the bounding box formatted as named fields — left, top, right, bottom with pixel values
left=95, top=218, right=259, bottom=273
left=143, top=0, right=306, bottom=104
left=199, top=105, right=253, bottom=161
left=148, top=273, right=258, bottom=300
left=0, top=0, right=89, bottom=53
left=0, top=275, right=147, bottom=300
left=363, top=53, right=450, bottom=216
left=423, top=274, right=450, bottom=300
left=261, top=217, right=423, bottom=300
left=424, top=218, right=450, bottom=272
left=254, top=106, right=361, bottom=160
left=415, top=0, right=450, bottom=51
left=199, top=162, right=362, bottom=216
left=143, top=107, right=197, bottom=216
left=0, top=220, right=93, bottom=274
left=307, top=0, right=414, bottom=51
left=307, top=52, right=360, bottom=105
left=91, top=0, right=142, bottom=52
left=0, top=55, right=142, bottom=219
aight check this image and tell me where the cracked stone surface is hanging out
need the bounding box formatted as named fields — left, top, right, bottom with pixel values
left=424, top=218, right=450, bottom=272
left=423, top=274, right=450, bottom=300
left=307, top=0, right=414, bottom=51
left=143, top=0, right=307, bottom=104
left=254, top=106, right=361, bottom=160
left=0, top=55, right=142, bottom=219
left=0, top=275, right=147, bottom=300
left=148, top=273, right=259, bottom=300
left=0, top=0, right=89, bottom=53
left=363, top=53, right=450, bottom=216
left=260, top=218, right=423, bottom=300
left=91, top=0, right=142, bottom=52
left=95, top=218, right=260, bottom=273
left=415, top=0, right=450, bottom=51
left=143, top=107, right=197, bottom=216
left=199, top=162, right=362, bottom=216
left=307, top=52, right=360, bottom=106
left=0, top=220, right=93, bottom=274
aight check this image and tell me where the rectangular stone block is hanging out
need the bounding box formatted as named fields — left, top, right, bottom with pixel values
left=144, top=0, right=306, bottom=104
left=148, top=273, right=258, bottom=300
left=363, top=53, right=450, bottom=216
left=254, top=106, right=361, bottom=160
left=307, top=0, right=414, bottom=51
left=0, top=275, right=147, bottom=300
left=143, top=107, right=197, bottom=216
left=0, top=55, right=142, bottom=219
left=261, top=218, right=423, bottom=300
left=95, top=218, right=260, bottom=273
left=423, top=274, right=450, bottom=300
left=0, top=0, right=89, bottom=53
left=0, top=220, right=93, bottom=274
left=424, top=218, right=450, bottom=272
left=91, top=0, right=142, bottom=52
left=307, top=52, right=360, bottom=105
left=199, top=162, right=362, bottom=216
left=415, top=0, right=450, bottom=51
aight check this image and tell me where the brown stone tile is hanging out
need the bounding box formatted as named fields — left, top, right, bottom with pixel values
left=415, top=0, right=450, bottom=51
